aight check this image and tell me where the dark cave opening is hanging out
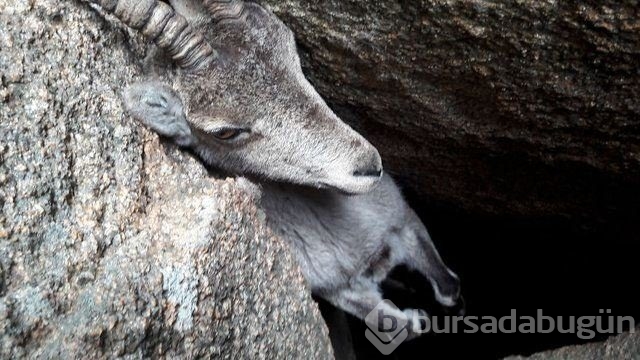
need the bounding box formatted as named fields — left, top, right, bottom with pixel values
left=321, top=177, right=639, bottom=359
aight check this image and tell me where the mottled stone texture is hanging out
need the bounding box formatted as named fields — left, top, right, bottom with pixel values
left=0, top=1, right=332, bottom=358
left=505, top=330, right=640, bottom=360
left=261, top=0, right=640, bottom=220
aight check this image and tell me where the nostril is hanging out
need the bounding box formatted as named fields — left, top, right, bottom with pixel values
left=352, top=146, right=383, bottom=179
left=352, top=167, right=382, bottom=178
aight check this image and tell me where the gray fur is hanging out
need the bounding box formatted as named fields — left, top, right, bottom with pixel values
left=100, top=0, right=460, bottom=337
left=260, top=175, right=461, bottom=337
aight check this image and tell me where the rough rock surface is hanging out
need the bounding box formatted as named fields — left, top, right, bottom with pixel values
left=0, top=0, right=332, bottom=358
left=262, top=0, right=640, bottom=220
left=504, top=330, right=640, bottom=360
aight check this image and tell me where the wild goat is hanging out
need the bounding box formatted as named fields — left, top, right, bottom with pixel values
left=89, top=0, right=462, bottom=337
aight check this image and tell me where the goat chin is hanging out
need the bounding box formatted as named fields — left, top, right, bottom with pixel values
left=317, top=177, right=382, bottom=196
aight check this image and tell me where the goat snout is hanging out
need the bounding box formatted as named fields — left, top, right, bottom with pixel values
left=432, top=269, right=462, bottom=308
left=324, top=145, right=383, bottom=194
left=351, top=149, right=383, bottom=179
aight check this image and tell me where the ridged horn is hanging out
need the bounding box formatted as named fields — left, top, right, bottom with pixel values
left=92, top=0, right=215, bottom=70
left=202, top=0, right=247, bottom=22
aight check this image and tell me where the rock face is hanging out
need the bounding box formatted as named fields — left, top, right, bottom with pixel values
left=261, top=0, right=640, bottom=220
left=0, top=1, right=332, bottom=358
left=505, top=330, right=640, bottom=360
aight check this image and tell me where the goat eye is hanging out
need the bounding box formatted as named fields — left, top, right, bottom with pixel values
left=212, top=128, right=243, bottom=140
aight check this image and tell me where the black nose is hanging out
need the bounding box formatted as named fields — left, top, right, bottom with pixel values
left=353, top=167, right=382, bottom=177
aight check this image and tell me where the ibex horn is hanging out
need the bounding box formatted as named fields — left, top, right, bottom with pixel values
left=202, top=0, right=247, bottom=22
left=93, top=0, right=215, bottom=70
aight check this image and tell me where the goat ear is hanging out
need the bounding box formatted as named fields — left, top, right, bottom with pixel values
left=123, top=82, right=194, bottom=147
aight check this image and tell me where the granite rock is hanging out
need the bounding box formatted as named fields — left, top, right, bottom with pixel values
left=0, top=1, right=333, bottom=358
